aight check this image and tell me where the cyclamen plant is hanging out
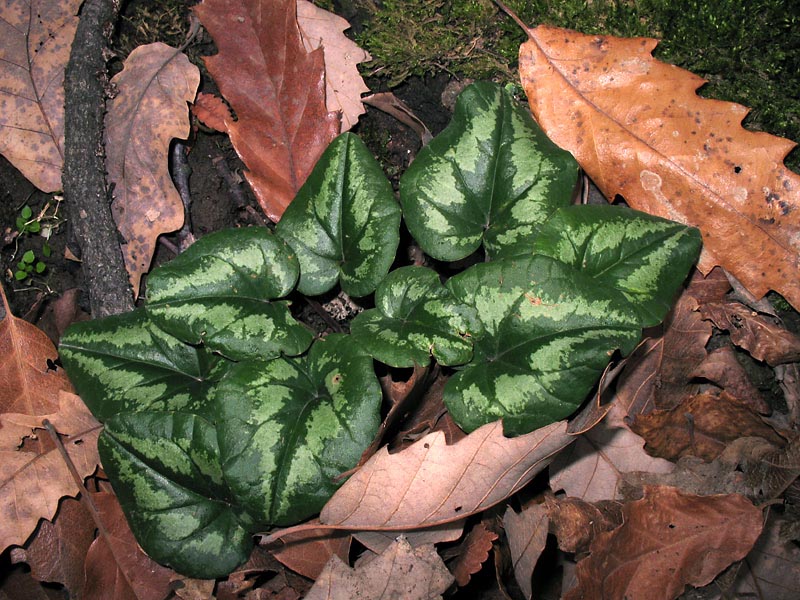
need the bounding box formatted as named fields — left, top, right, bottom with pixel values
left=59, top=82, right=701, bottom=577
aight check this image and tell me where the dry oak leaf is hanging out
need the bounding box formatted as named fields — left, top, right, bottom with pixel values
left=305, top=536, right=453, bottom=600
left=353, top=522, right=465, bottom=557
left=450, top=521, right=498, bottom=587
left=701, top=302, right=800, bottom=366
left=296, top=0, right=370, bottom=132
left=105, top=43, right=200, bottom=299
left=82, top=492, right=176, bottom=600
left=0, top=283, right=73, bottom=417
left=0, top=0, right=82, bottom=192
left=503, top=503, right=548, bottom=600
left=320, top=420, right=572, bottom=530
left=193, top=0, right=340, bottom=222
left=519, top=27, right=800, bottom=309
left=563, top=486, right=764, bottom=600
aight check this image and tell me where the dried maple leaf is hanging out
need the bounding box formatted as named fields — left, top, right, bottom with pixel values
left=194, top=0, right=340, bottom=222
left=503, top=504, right=548, bottom=600
left=630, top=391, right=785, bottom=462
left=320, top=420, right=572, bottom=530
left=0, top=0, right=82, bottom=192
left=450, top=521, right=498, bottom=587
left=563, top=486, right=763, bottom=600
left=305, top=536, right=453, bottom=600
left=105, top=43, right=200, bottom=298
left=518, top=26, right=800, bottom=309
left=296, top=0, right=370, bottom=132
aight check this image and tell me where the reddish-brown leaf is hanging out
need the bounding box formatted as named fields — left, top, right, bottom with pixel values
left=82, top=492, right=176, bottom=600
left=691, top=346, right=769, bottom=414
left=105, top=43, right=200, bottom=298
left=563, top=486, right=764, bottom=600
left=630, top=391, right=785, bottom=462
left=193, top=0, right=340, bottom=222
left=320, top=420, right=572, bottom=530
left=544, top=496, right=623, bottom=556
left=192, top=91, right=230, bottom=133
left=503, top=503, right=548, bottom=600
left=450, top=522, right=498, bottom=587
left=270, top=519, right=351, bottom=580
left=0, top=0, right=82, bottom=192
left=702, top=302, right=800, bottom=366
left=519, top=27, right=800, bottom=309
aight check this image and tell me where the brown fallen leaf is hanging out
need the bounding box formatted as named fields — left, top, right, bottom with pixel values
left=270, top=519, right=351, bottom=580
left=563, top=486, right=764, bottom=600
left=319, top=420, right=572, bottom=530
left=503, top=504, right=548, bottom=600
left=9, top=497, right=95, bottom=597
left=0, top=284, right=73, bottom=416
left=105, top=43, right=200, bottom=298
left=630, top=391, right=785, bottom=462
left=544, top=496, right=623, bottom=556
left=549, top=405, right=674, bottom=502
left=518, top=26, right=800, bottom=309
left=191, top=91, right=230, bottom=133
left=0, top=0, right=82, bottom=192
left=82, top=492, right=176, bottom=600
left=296, top=0, right=370, bottom=132
left=194, top=0, right=340, bottom=222
left=354, top=522, right=464, bottom=556
left=450, top=521, right=498, bottom=587
left=702, top=302, right=800, bottom=366
left=304, top=536, right=453, bottom=600
left=691, top=346, right=769, bottom=414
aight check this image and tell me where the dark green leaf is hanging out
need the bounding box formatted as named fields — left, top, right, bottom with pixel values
left=146, top=227, right=312, bottom=361
left=350, top=266, right=479, bottom=367
left=276, top=133, right=401, bottom=297
left=400, top=81, right=579, bottom=262
left=214, top=334, right=381, bottom=526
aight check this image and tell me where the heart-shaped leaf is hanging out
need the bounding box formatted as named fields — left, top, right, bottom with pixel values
left=99, top=411, right=253, bottom=579
left=215, top=334, right=382, bottom=526
left=528, top=205, right=703, bottom=326
left=146, top=227, right=312, bottom=360
left=275, top=132, right=401, bottom=297
left=59, top=309, right=226, bottom=422
left=349, top=266, right=479, bottom=367
left=399, top=81, right=579, bottom=262
left=445, top=256, right=643, bottom=436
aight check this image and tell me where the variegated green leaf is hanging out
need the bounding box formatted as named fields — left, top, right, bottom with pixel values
left=100, top=412, right=253, bottom=579
left=275, top=133, right=401, bottom=297
left=445, top=256, right=643, bottom=436
left=399, top=81, right=579, bottom=262
left=146, top=227, right=312, bottom=360
left=214, top=334, right=381, bottom=526
left=59, top=309, right=227, bottom=421
left=528, top=205, right=703, bottom=326
left=350, top=266, right=479, bottom=367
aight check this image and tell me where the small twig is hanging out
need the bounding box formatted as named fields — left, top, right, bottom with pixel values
left=492, top=0, right=533, bottom=35
left=305, top=296, right=345, bottom=333
left=170, top=141, right=196, bottom=252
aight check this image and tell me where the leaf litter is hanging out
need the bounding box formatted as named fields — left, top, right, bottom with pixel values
left=1, top=0, right=799, bottom=597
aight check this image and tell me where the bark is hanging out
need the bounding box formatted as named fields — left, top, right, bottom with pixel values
left=62, top=0, right=133, bottom=318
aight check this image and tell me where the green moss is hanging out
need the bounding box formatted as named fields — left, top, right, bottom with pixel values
left=357, top=0, right=799, bottom=170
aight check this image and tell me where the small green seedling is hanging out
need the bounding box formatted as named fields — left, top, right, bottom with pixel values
left=14, top=248, right=47, bottom=281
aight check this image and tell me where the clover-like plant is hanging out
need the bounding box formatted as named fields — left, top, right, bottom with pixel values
left=60, top=82, right=701, bottom=577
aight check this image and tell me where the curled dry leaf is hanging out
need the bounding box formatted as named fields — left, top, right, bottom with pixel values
left=519, top=27, right=800, bottom=309
left=503, top=503, right=548, bottom=600
left=191, top=91, right=230, bottom=133
left=105, top=43, right=200, bottom=298
left=305, top=536, right=453, bottom=600
left=564, top=486, right=764, bottom=600
left=450, top=521, right=498, bottom=587
left=194, top=0, right=340, bottom=222
left=320, top=420, right=572, bottom=529
left=0, top=0, right=82, bottom=191
left=702, top=302, right=800, bottom=366
left=544, top=496, right=623, bottom=555
left=296, top=0, right=370, bottom=131
left=691, top=346, right=769, bottom=414
left=630, top=391, right=785, bottom=462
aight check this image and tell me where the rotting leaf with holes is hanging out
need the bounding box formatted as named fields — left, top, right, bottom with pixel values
left=275, top=132, right=401, bottom=297
left=146, top=227, right=313, bottom=361
left=399, top=81, right=579, bottom=262
left=350, top=266, right=479, bottom=368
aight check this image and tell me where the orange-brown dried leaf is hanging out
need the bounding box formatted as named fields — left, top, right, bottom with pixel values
left=450, top=521, right=498, bottom=587
left=630, top=391, right=785, bottom=462
left=106, top=43, right=200, bottom=298
left=702, top=302, right=800, bottom=366
left=270, top=519, right=350, bottom=580
left=191, top=91, right=230, bottom=133
left=0, top=0, right=81, bottom=192
left=564, top=486, right=763, bottom=600
left=503, top=503, right=548, bottom=600
left=544, top=496, right=623, bottom=555
left=83, top=492, right=176, bottom=600
left=193, top=0, right=340, bottom=222
left=519, top=27, right=800, bottom=309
